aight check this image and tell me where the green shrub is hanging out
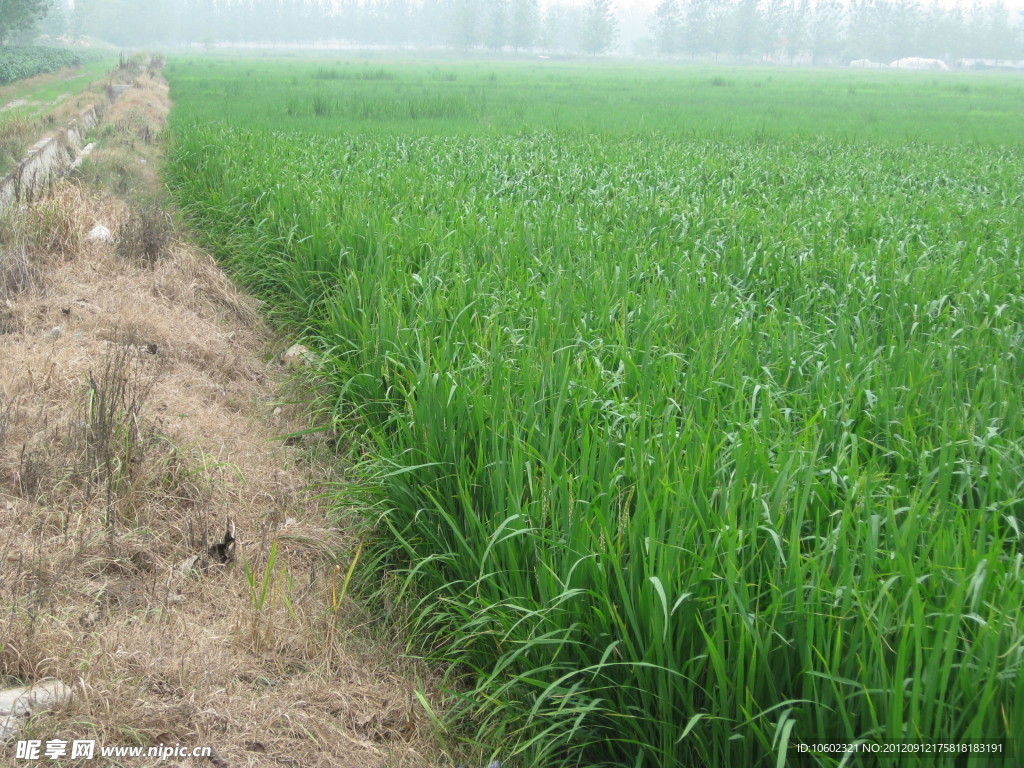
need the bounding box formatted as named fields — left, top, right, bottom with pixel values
left=0, top=46, right=86, bottom=86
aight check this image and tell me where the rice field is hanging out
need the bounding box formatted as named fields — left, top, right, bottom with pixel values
left=165, top=59, right=1024, bottom=767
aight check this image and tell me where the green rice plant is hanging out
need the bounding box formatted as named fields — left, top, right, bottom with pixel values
left=310, top=93, right=334, bottom=117
left=165, top=58, right=1024, bottom=768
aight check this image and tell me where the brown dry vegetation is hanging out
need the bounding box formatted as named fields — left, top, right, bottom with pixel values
left=0, top=68, right=443, bottom=767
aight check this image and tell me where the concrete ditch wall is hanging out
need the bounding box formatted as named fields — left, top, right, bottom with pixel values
left=0, top=102, right=103, bottom=213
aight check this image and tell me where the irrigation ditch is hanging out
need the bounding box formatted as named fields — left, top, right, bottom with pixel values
left=0, top=80, right=134, bottom=212
left=0, top=62, right=443, bottom=767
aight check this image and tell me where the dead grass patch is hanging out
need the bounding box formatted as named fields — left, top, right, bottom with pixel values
left=0, top=242, right=37, bottom=302
left=98, top=72, right=169, bottom=150
left=0, top=69, right=445, bottom=768
left=75, top=332, right=161, bottom=529
left=28, top=182, right=90, bottom=258
left=116, top=202, right=173, bottom=267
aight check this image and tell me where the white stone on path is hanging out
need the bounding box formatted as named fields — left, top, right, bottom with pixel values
left=87, top=224, right=111, bottom=242
left=0, top=680, right=73, bottom=741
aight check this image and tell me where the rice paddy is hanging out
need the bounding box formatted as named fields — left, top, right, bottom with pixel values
left=165, top=58, right=1024, bottom=767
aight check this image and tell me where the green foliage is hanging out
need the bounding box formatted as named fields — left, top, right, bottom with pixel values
left=166, top=59, right=1024, bottom=767
left=0, top=46, right=84, bottom=85
left=580, top=0, right=617, bottom=55
left=0, top=0, right=52, bottom=45
left=163, top=58, right=1024, bottom=144
left=650, top=0, right=681, bottom=56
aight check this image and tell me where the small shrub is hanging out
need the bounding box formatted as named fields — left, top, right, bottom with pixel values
left=116, top=204, right=173, bottom=267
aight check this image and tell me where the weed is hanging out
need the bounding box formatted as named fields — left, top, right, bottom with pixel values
left=313, top=67, right=341, bottom=81
left=76, top=155, right=145, bottom=197
left=0, top=115, right=38, bottom=173
left=116, top=204, right=173, bottom=267
left=30, top=185, right=86, bottom=258
left=243, top=541, right=294, bottom=653
left=0, top=243, right=36, bottom=301
left=14, top=446, right=50, bottom=500
left=311, top=94, right=333, bottom=117
left=77, top=332, right=159, bottom=530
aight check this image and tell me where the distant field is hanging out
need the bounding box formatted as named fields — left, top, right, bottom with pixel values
left=166, top=57, right=1024, bottom=143
left=166, top=58, right=1024, bottom=767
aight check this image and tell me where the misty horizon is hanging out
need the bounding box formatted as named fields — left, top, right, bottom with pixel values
left=16, top=0, right=1024, bottom=67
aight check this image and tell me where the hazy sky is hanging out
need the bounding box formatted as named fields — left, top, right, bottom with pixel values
left=602, top=0, right=1024, bottom=15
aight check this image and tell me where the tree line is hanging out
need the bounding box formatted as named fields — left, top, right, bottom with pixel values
left=647, top=0, right=1022, bottom=64
left=8, top=0, right=1024, bottom=63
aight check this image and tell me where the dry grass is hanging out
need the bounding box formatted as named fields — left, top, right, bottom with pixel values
left=116, top=203, right=173, bottom=267
left=0, top=114, right=40, bottom=173
left=0, top=72, right=446, bottom=768
left=74, top=73, right=168, bottom=199
left=0, top=242, right=37, bottom=303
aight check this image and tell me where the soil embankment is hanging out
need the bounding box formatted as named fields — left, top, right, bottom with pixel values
left=0, top=69, right=438, bottom=767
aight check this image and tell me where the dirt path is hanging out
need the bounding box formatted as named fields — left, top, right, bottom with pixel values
left=0, top=71, right=440, bottom=768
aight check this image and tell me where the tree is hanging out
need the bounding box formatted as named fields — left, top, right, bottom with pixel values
left=760, top=0, right=787, bottom=59
left=450, top=0, right=481, bottom=49
left=580, top=0, right=616, bottom=55
left=538, top=3, right=574, bottom=53
left=650, top=0, right=681, bottom=56
left=508, top=0, right=539, bottom=51
left=485, top=0, right=509, bottom=50
left=681, top=0, right=714, bottom=57
left=780, top=0, right=810, bottom=63
left=0, top=0, right=53, bottom=44
left=726, top=0, right=760, bottom=59
left=808, top=0, right=844, bottom=64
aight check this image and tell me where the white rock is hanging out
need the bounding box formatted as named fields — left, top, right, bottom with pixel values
left=0, top=680, right=73, bottom=741
left=87, top=224, right=111, bottom=242
left=283, top=343, right=315, bottom=368
left=173, top=554, right=201, bottom=577
left=48, top=326, right=61, bottom=340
